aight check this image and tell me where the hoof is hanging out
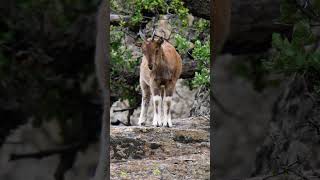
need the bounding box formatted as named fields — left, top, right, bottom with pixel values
left=163, top=122, right=172, bottom=128
left=139, top=122, right=145, bottom=126
left=152, top=121, right=162, bottom=127
left=138, top=120, right=146, bottom=126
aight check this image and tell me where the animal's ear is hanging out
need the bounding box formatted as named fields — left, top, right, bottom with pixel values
left=157, top=37, right=164, bottom=46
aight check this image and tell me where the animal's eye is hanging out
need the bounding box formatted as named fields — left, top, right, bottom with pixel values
left=148, top=64, right=153, bottom=70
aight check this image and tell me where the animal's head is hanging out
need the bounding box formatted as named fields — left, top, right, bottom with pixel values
left=139, top=30, right=164, bottom=70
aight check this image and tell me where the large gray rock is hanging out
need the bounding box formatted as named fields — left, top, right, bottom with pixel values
left=190, top=86, right=210, bottom=117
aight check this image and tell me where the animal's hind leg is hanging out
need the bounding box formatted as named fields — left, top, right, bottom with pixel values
left=138, top=81, right=150, bottom=126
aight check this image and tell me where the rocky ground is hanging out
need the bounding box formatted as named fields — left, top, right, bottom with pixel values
left=109, top=77, right=210, bottom=179
left=110, top=117, right=210, bottom=180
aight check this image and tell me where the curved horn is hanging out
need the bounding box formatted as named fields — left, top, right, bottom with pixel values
left=151, top=17, right=157, bottom=40
left=138, top=29, right=146, bottom=41
left=151, top=28, right=156, bottom=40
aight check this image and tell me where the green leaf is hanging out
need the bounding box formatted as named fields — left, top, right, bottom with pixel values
left=280, top=0, right=299, bottom=23
left=272, top=33, right=283, bottom=49
left=292, top=20, right=314, bottom=46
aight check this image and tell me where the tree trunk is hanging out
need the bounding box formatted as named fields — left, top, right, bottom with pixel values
left=94, top=1, right=109, bottom=180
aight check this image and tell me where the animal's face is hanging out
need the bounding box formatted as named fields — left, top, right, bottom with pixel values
left=141, top=38, right=164, bottom=70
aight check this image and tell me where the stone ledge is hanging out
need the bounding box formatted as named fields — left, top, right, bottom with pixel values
left=110, top=117, right=210, bottom=161
left=111, top=153, right=210, bottom=180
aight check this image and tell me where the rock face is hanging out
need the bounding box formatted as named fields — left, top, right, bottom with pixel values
left=190, top=86, right=210, bottom=117
left=212, top=54, right=283, bottom=179
left=212, top=54, right=320, bottom=179
left=110, top=117, right=210, bottom=179
left=184, top=0, right=291, bottom=54
left=251, top=75, right=320, bottom=179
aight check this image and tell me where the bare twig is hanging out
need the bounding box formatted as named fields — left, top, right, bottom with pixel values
left=288, top=169, right=309, bottom=180
left=9, top=143, right=83, bottom=161
left=112, top=106, right=138, bottom=126
left=113, top=107, right=137, bottom=113
left=111, top=119, right=131, bottom=126
left=211, top=94, right=247, bottom=122
left=4, top=141, right=24, bottom=145
left=175, top=89, right=184, bottom=99
left=307, top=118, right=320, bottom=135
left=294, top=0, right=320, bottom=22
left=262, top=171, right=286, bottom=180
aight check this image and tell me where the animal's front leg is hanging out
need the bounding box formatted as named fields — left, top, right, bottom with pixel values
left=152, top=95, right=162, bottom=127
left=138, top=97, right=149, bottom=126
left=138, top=82, right=150, bottom=126
left=163, top=85, right=175, bottom=127
left=163, top=96, right=172, bottom=127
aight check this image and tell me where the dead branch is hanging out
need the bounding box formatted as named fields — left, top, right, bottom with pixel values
left=9, top=143, right=83, bottom=161
left=110, top=14, right=131, bottom=25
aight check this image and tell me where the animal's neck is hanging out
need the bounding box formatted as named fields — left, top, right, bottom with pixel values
left=154, top=48, right=166, bottom=68
left=152, top=48, right=172, bottom=80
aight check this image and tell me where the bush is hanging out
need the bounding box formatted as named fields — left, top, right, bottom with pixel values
left=263, top=0, right=320, bottom=92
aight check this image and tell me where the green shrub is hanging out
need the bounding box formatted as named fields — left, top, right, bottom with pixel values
left=192, top=40, right=210, bottom=88
left=264, top=0, right=320, bottom=75
left=263, top=0, right=320, bottom=92
left=174, top=34, right=191, bottom=54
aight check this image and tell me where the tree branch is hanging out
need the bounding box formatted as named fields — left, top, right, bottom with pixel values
left=9, top=143, right=83, bottom=161
left=110, top=14, right=131, bottom=25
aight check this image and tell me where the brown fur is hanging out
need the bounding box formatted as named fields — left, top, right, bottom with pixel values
left=138, top=37, right=182, bottom=127
left=140, top=38, right=182, bottom=97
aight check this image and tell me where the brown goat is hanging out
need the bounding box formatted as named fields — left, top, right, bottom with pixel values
left=138, top=34, right=182, bottom=127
